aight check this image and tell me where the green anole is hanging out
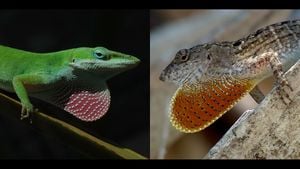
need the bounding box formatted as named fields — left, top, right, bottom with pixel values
left=0, top=45, right=140, bottom=121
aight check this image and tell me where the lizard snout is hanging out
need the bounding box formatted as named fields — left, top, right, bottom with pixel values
left=159, top=73, right=166, bottom=81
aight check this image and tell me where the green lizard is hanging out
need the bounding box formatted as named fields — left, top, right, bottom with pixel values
left=0, top=45, right=140, bottom=121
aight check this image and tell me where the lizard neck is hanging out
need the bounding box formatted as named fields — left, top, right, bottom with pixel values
left=39, top=49, right=75, bottom=81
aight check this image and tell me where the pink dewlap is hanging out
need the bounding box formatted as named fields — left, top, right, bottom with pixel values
left=64, top=89, right=111, bottom=121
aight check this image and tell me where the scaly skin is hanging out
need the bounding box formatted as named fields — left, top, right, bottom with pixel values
left=160, top=20, right=300, bottom=133
left=0, top=45, right=140, bottom=121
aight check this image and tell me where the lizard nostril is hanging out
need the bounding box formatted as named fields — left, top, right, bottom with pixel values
left=159, top=73, right=165, bottom=81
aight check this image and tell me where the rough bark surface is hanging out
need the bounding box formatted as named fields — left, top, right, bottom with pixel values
left=205, top=60, right=300, bottom=159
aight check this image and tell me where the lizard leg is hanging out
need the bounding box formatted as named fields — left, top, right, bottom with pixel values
left=268, top=52, right=293, bottom=105
left=249, top=86, right=265, bottom=104
left=12, top=74, right=46, bottom=120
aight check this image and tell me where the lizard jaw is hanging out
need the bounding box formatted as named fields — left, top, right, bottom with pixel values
left=69, top=58, right=140, bottom=72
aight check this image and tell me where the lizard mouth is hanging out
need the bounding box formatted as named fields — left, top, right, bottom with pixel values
left=70, top=58, right=140, bottom=70
left=69, top=59, right=140, bottom=78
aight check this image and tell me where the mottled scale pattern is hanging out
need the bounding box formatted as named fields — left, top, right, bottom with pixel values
left=161, top=20, right=300, bottom=133
left=170, top=77, right=256, bottom=133
left=64, top=89, right=110, bottom=121
left=234, top=20, right=300, bottom=59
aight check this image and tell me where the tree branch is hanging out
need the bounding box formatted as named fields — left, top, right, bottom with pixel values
left=205, top=60, right=300, bottom=159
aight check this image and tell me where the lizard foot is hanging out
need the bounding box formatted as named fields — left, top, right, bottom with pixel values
left=268, top=52, right=294, bottom=105
left=20, top=102, right=33, bottom=121
left=276, top=77, right=293, bottom=105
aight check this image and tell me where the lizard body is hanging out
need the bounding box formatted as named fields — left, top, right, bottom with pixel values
left=0, top=45, right=140, bottom=121
left=160, top=20, right=300, bottom=133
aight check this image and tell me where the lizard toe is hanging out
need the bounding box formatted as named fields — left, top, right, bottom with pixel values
left=20, top=103, right=33, bottom=120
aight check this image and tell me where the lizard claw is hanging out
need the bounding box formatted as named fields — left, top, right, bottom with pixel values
left=278, top=77, right=293, bottom=92
left=276, top=77, right=293, bottom=105
left=20, top=103, right=33, bottom=120
left=276, top=87, right=292, bottom=105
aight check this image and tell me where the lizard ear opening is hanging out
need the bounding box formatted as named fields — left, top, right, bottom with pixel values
left=206, top=53, right=211, bottom=60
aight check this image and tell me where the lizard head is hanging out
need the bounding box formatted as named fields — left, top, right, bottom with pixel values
left=159, top=45, right=213, bottom=85
left=159, top=43, right=234, bottom=85
left=70, top=47, right=140, bottom=79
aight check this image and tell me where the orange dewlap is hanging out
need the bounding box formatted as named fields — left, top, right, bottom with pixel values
left=170, top=77, right=256, bottom=133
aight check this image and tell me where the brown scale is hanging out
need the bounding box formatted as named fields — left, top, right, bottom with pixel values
left=170, top=77, right=256, bottom=133
left=235, top=22, right=300, bottom=59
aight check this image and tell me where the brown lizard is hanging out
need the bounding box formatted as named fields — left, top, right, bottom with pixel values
left=160, top=20, right=300, bottom=133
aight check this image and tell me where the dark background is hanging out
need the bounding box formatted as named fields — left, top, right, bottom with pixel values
left=0, top=10, right=149, bottom=158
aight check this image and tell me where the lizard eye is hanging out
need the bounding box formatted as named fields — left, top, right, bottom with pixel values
left=176, top=49, right=190, bottom=62
left=93, top=50, right=110, bottom=60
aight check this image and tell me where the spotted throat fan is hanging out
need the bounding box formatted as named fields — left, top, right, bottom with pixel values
left=170, top=76, right=257, bottom=133
left=32, top=79, right=111, bottom=122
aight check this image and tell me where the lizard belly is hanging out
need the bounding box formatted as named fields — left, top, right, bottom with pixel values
left=0, top=80, right=14, bottom=92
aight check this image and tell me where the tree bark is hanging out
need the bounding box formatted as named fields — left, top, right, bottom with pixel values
left=205, top=60, right=300, bottom=159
